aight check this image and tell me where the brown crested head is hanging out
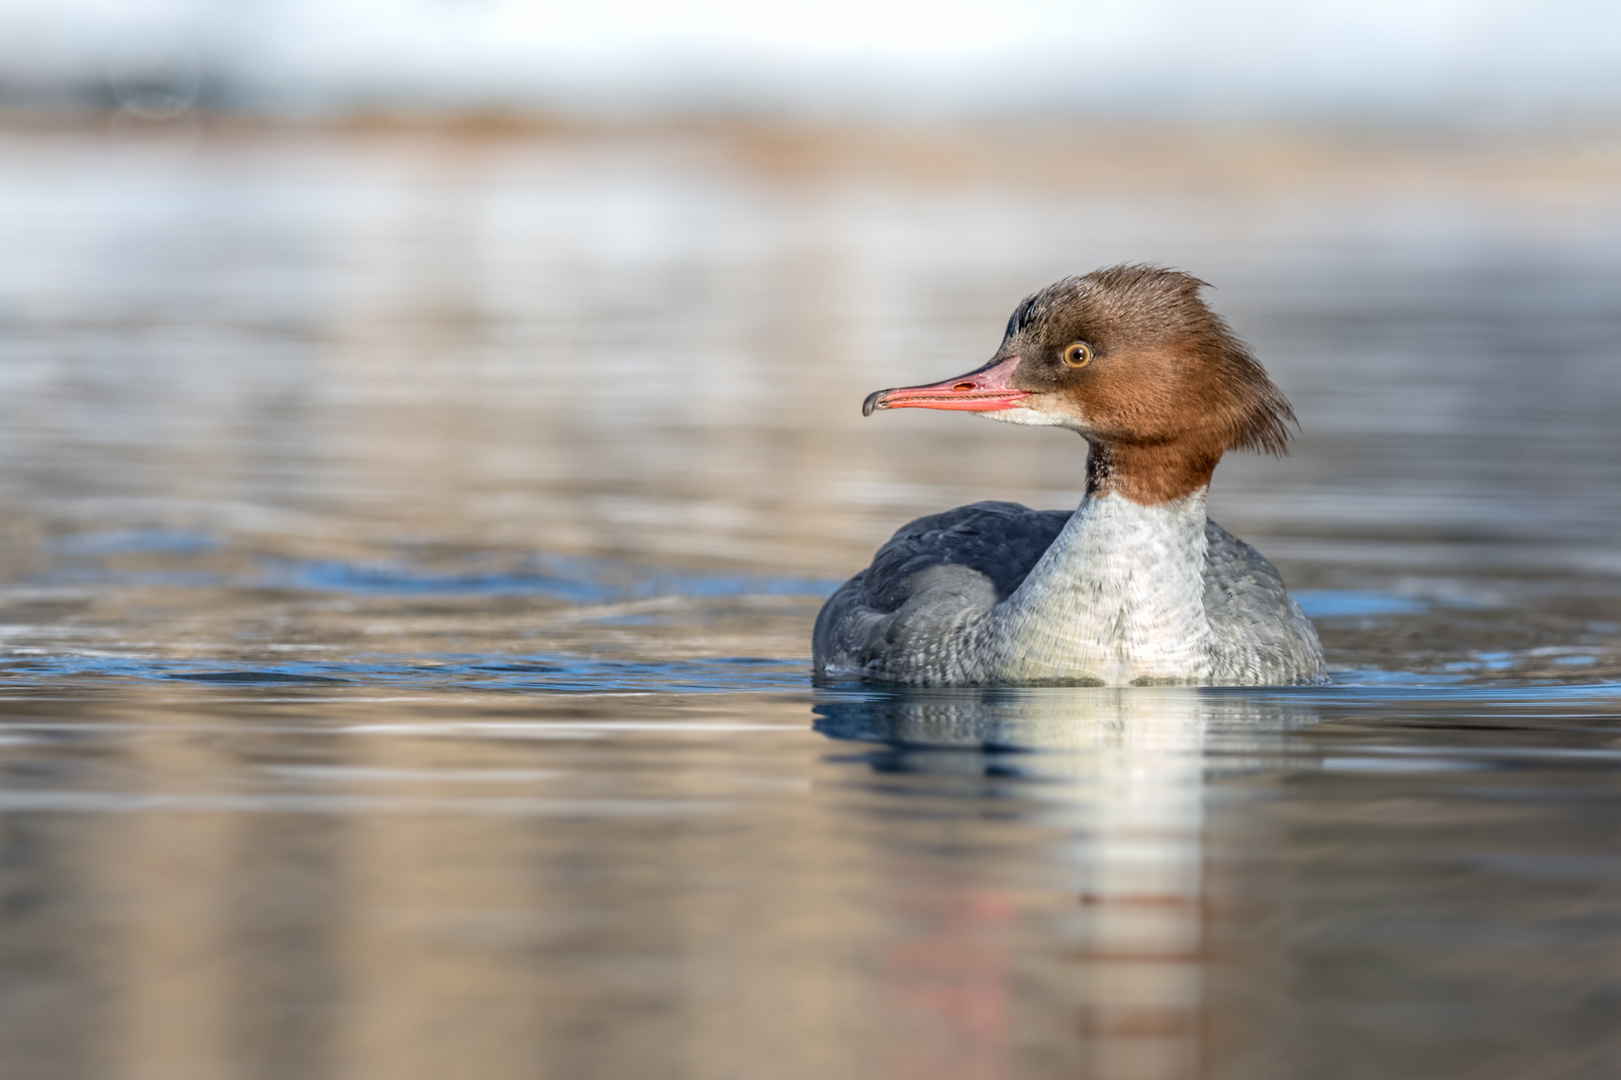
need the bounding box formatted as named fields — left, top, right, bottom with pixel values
left=862, top=264, right=1297, bottom=503
left=1003, top=265, right=1296, bottom=503
left=997, top=264, right=1295, bottom=458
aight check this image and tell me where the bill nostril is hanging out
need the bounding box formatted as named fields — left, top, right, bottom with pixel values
left=952, top=381, right=976, bottom=392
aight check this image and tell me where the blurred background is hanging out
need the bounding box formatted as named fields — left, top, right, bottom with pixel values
left=3, top=4, right=1621, bottom=1080
left=6, top=0, right=1621, bottom=126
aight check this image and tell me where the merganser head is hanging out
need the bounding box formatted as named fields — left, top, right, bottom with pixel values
left=862, top=264, right=1297, bottom=503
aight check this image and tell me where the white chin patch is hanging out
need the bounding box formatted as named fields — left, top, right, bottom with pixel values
left=980, top=405, right=1072, bottom=428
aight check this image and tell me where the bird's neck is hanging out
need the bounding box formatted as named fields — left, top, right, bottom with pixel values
left=1084, top=439, right=1222, bottom=505
left=987, top=480, right=1214, bottom=684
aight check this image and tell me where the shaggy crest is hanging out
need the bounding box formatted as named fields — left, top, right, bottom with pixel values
left=1007, top=264, right=1297, bottom=457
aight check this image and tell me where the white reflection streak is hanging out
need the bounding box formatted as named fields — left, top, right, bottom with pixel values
left=822, top=686, right=1299, bottom=1078
left=937, top=689, right=1207, bottom=1077
left=1053, top=691, right=1204, bottom=1080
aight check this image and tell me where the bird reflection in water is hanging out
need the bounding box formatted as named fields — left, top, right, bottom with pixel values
left=814, top=687, right=1319, bottom=1080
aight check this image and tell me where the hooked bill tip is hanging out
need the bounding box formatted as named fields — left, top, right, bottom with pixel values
left=861, top=389, right=888, bottom=417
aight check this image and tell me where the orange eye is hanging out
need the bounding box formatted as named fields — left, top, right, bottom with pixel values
left=1062, top=342, right=1092, bottom=368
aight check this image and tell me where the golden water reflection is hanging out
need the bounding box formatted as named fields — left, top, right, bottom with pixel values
left=2, top=685, right=1324, bottom=1080
left=6, top=671, right=1621, bottom=1078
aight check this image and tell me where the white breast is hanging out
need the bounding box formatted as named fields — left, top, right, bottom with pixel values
left=985, top=491, right=1215, bottom=683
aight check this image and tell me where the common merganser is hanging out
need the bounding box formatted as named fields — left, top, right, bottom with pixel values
left=813, top=265, right=1324, bottom=686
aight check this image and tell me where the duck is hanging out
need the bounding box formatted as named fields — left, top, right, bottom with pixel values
left=813, top=264, right=1324, bottom=686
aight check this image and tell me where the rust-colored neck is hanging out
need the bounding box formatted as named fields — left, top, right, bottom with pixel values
left=1084, top=439, right=1220, bottom=505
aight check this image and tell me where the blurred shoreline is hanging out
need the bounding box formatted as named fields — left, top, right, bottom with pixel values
left=5, top=106, right=1621, bottom=201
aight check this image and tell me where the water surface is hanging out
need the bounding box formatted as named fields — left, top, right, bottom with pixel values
left=1, top=121, right=1620, bottom=1079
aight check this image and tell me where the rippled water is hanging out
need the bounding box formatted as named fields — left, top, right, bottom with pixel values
left=2, top=122, right=1620, bottom=1079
